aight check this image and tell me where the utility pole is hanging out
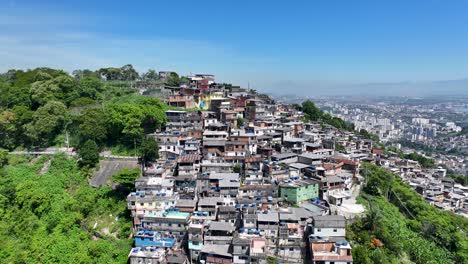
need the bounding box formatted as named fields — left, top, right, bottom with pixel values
left=65, top=130, right=70, bottom=151
left=134, top=138, right=137, bottom=158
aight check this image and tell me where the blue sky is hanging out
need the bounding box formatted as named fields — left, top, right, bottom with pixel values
left=2, top=0, right=468, bottom=95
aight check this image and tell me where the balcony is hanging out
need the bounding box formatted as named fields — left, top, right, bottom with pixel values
left=142, top=224, right=186, bottom=232
left=278, top=239, right=305, bottom=247
left=206, top=256, right=232, bottom=264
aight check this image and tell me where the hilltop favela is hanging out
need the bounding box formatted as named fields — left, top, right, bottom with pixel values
left=1, top=1, right=467, bottom=264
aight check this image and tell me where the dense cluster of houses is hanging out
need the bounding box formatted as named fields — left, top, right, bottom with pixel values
left=126, top=74, right=467, bottom=264
left=386, top=163, right=468, bottom=215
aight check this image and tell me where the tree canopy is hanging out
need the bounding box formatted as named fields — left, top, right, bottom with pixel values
left=140, top=137, right=159, bottom=165
left=165, top=72, right=180, bottom=87
left=78, top=140, right=100, bottom=168
left=404, top=152, right=436, bottom=168
left=105, top=95, right=167, bottom=145
left=112, top=168, right=140, bottom=192
left=24, top=101, right=69, bottom=147
left=0, top=67, right=167, bottom=160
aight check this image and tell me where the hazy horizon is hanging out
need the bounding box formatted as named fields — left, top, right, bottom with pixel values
left=2, top=1, right=468, bottom=96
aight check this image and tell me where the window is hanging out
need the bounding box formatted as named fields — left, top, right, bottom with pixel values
left=289, top=248, right=294, bottom=251
left=333, top=228, right=337, bottom=232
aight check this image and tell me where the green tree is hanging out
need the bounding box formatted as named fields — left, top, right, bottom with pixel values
left=29, top=79, right=61, bottom=106
left=120, top=64, right=139, bottom=81
left=112, top=168, right=140, bottom=190
left=141, top=137, right=159, bottom=165
left=335, top=143, right=346, bottom=152
left=78, top=140, right=100, bottom=167
left=266, top=257, right=278, bottom=264
left=76, top=108, right=107, bottom=144
left=72, top=69, right=99, bottom=79
left=0, top=148, right=8, bottom=167
left=105, top=96, right=167, bottom=148
left=180, top=76, right=189, bottom=83
left=359, top=129, right=380, bottom=142
left=233, top=163, right=242, bottom=173
left=78, top=77, right=104, bottom=100
left=302, top=100, right=321, bottom=121
left=25, top=101, right=69, bottom=146
left=142, top=69, right=159, bottom=80
left=165, top=72, right=180, bottom=86
left=98, top=67, right=123, bottom=81
left=236, top=117, right=245, bottom=127
left=292, top=103, right=302, bottom=111
left=0, top=110, right=17, bottom=149
left=405, top=152, right=435, bottom=168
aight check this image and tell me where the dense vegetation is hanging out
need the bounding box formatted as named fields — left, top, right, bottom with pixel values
left=0, top=154, right=132, bottom=263
left=300, top=100, right=355, bottom=131
left=348, top=163, right=468, bottom=264
left=0, top=66, right=168, bottom=263
left=404, top=152, right=436, bottom=168
left=0, top=66, right=166, bottom=160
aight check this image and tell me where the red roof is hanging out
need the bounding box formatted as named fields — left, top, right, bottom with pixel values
left=372, top=148, right=384, bottom=155
left=177, top=154, right=201, bottom=163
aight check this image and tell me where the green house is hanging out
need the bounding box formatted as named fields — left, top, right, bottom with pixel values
left=280, top=179, right=319, bottom=204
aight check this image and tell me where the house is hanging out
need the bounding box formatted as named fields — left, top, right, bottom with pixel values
left=204, top=221, right=236, bottom=245
left=310, top=240, right=353, bottom=264
left=280, top=179, right=319, bottom=204
left=128, top=247, right=166, bottom=264
left=271, top=152, right=298, bottom=164
left=298, top=153, right=325, bottom=165
left=250, top=237, right=269, bottom=262
left=188, top=221, right=205, bottom=263
left=141, top=209, right=191, bottom=242
left=257, top=211, right=279, bottom=238
left=175, top=199, right=197, bottom=213
left=238, top=185, right=279, bottom=199
left=176, top=154, right=201, bottom=177
left=232, top=237, right=250, bottom=264
left=200, top=244, right=232, bottom=264
left=165, top=95, right=196, bottom=108
left=311, top=215, right=346, bottom=239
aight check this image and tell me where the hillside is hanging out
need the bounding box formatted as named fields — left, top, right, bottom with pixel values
left=0, top=154, right=132, bottom=263
left=348, top=163, right=468, bottom=263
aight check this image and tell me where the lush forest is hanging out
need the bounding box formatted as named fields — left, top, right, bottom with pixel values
left=0, top=66, right=167, bottom=165
left=0, top=66, right=168, bottom=263
left=348, top=163, right=468, bottom=264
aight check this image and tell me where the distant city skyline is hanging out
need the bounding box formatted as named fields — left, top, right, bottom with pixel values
left=2, top=0, right=468, bottom=95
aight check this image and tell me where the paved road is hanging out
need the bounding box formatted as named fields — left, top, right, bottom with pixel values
left=90, top=159, right=140, bottom=187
